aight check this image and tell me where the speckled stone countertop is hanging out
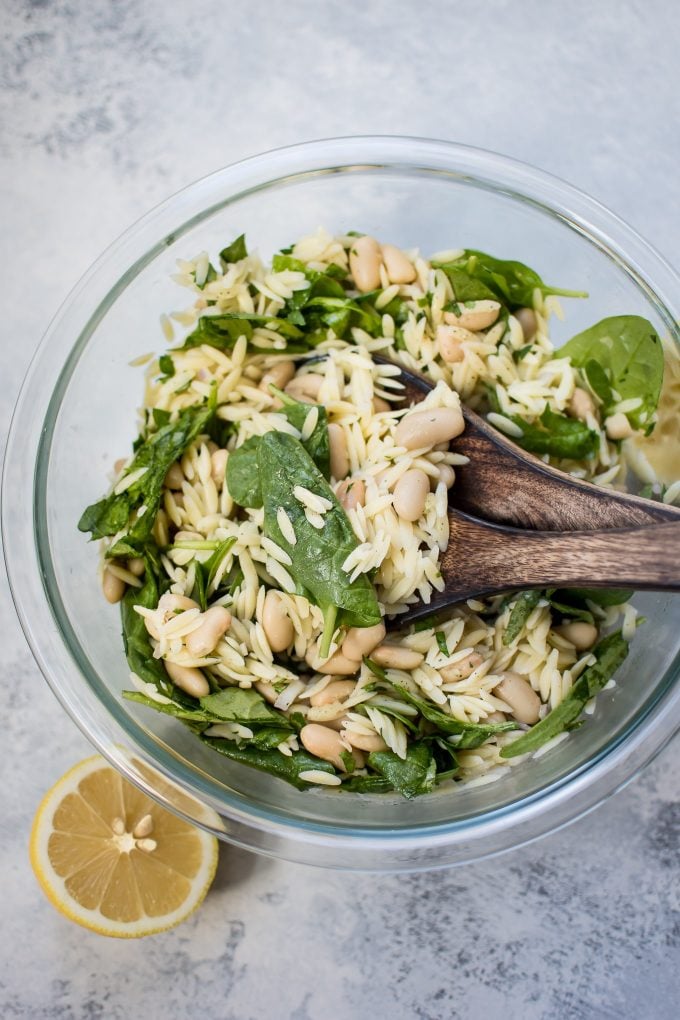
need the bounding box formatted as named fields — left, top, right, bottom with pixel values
left=1, top=2, right=679, bottom=1017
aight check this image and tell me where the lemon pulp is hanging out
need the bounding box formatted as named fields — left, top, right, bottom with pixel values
left=30, top=756, right=218, bottom=937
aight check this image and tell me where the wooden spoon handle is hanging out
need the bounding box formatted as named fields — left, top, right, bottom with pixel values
left=453, top=408, right=680, bottom=531
left=440, top=512, right=680, bottom=601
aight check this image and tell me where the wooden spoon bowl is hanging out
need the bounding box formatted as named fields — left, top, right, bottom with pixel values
left=374, top=355, right=680, bottom=531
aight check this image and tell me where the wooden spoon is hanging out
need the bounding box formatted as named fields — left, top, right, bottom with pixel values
left=374, top=356, right=680, bottom=531
left=400, top=509, right=680, bottom=623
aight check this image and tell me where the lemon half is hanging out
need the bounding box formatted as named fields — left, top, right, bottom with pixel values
left=30, top=755, right=218, bottom=938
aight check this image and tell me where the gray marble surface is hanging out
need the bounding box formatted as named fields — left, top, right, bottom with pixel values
left=1, top=1, right=679, bottom=1017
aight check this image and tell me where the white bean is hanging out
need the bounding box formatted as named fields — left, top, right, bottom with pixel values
left=371, top=644, right=424, bottom=670
left=444, top=299, right=501, bottom=332
left=259, top=360, right=296, bottom=393
left=164, top=462, right=184, bottom=490
left=310, top=679, right=357, bottom=708
left=395, top=406, right=465, bottom=450
left=284, top=373, right=324, bottom=404
left=440, top=652, right=482, bottom=683
left=342, top=622, right=386, bottom=661
left=436, top=324, right=466, bottom=363
left=211, top=449, right=228, bottom=487
left=102, top=568, right=125, bottom=604
left=484, top=711, right=507, bottom=724
left=568, top=387, right=596, bottom=422
left=328, top=423, right=350, bottom=480
left=336, top=477, right=365, bottom=511
left=349, top=235, right=382, bottom=292
left=127, top=557, right=145, bottom=577
left=605, top=412, right=634, bottom=440
left=262, top=590, right=294, bottom=652
left=318, top=650, right=362, bottom=676
left=515, top=307, right=538, bottom=341
left=299, top=724, right=347, bottom=770
left=164, top=660, right=210, bottom=698
left=393, top=468, right=430, bottom=522
left=186, top=606, right=232, bottom=657
left=493, top=671, right=541, bottom=725
left=380, top=243, right=416, bottom=284
left=555, top=621, right=599, bottom=651
left=343, top=728, right=387, bottom=753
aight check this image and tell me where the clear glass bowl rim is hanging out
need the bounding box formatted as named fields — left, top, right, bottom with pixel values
left=4, top=135, right=680, bottom=871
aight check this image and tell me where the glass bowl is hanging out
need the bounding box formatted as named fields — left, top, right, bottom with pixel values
left=4, top=136, right=680, bottom=872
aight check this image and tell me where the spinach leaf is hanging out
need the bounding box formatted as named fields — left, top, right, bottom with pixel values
left=393, top=686, right=518, bottom=749
left=119, top=560, right=179, bottom=701
left=199, top=686, right=291, bottom=727
left=152, top=407, right=171, bottom=429
left=120, top=558, right=215, bottom=699
left=639, top=483, right=667, bottom=502
left=338, top=774, right=394, bottom=793
left=226, top=392, right=331, bottom=508
left=205, top=415, right=233, bottom=450
left=564, top=587, right=634, bottom=607
left=583, top=359, right=613, bottom=405
left=503, top=590, right=542, bottom=645
left=204, top=738, right=337, bottom=790
left=548, top=596, right=594, bottom=625
left=435, top=631, right=449, bottom=656
left=78, top=390, right=217, bottom=554
left=270, top=388, right=331, bottom=480
left=125, top=681, right=293, bottom=743
left=429, top=736, right=460, bottom=781
left=272, top=253, right=345, bottom=284
left=194, top=262, right=217, bottom=290
left=205, top=538, right=236, bottom=591
left=363, top=657, right=389, bottom=682
left=122, top=690, right=213, bottom=723
left=377, top=294, right=412, bottom=328
left=512, top=344, right=535, bottom=364
left=158, top=354, right=175, bottom=378
left=226, top=436, right=263, bottom=508
left=258, top=431, right=381, bottom=656
left=367, top=742, right=437, bottom=799
left=501, top=631, right=629, bottom=758
left=559, top=316, right=663, bottom=430
left=219, top=233, right=248, bottom=267
left=248, top=727, right=296, bottom=750
left=439, top=265, right=500, bottom=305
left=191, top=537, right=237, bottom=609
left=412, top=611, right=449, bottom=633
left=270, top=250, right=382, bottom=338
left=271, top=254, right=347, bottom=327
left=500, top=404, right=599, bottom=460
left=441, top=250, right=587, bottom=309
left=303, top=295, right=382, bottom=339
left=181, top=312, right=312, bottom=355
